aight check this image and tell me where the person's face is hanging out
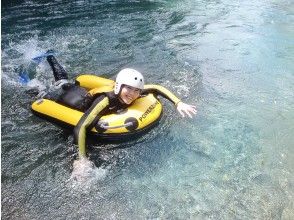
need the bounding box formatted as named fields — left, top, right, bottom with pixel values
left=119, top=85, right=141, bottom=104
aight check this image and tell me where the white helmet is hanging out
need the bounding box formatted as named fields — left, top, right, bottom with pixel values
left=114, top=68, right=144, bottom=94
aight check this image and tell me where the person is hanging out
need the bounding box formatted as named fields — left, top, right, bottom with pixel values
left=44, top=53, right=197, bottom=159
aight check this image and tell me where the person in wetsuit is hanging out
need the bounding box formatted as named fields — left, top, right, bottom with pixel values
left=46, top=54, right=197, bottom=159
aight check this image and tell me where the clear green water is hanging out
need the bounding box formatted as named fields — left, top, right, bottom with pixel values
left=2, top=0, right=294, bottom=219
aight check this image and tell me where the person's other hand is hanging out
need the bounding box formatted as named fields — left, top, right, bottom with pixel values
left=176, top=101, right=197, bottom=118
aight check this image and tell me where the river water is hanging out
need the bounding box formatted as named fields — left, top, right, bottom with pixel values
left=1, top=0, right=294, bottom=219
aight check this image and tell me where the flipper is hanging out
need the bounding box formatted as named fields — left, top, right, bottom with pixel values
left=32, top=50, right=56, bottom=64
left=19, top=70, right=30, bottom=84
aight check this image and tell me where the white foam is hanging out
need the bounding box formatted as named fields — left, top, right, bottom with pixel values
left=27, top=78, right=47, bottom=91
left=12, top=37, right=45, bottom=63
left=69, top=158, right=108, bottom=188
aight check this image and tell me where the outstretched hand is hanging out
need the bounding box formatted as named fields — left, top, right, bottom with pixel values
left=176, top=101, right=197, bottom=118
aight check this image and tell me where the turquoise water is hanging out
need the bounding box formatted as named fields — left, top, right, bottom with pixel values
left=2, top=0, right=293, bottom=219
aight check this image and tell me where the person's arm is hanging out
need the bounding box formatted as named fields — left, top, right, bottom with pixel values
left=143, top=84, right=197, bottom=118
left=74, top=95, right=109, bottom=158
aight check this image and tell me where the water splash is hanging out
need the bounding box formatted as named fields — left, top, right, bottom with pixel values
left=69, top=158, right=108, bottom=188
left=26, top=78, right=47, bottom=91
left=13, top=37, right=43, bottom=62
left=2, top=36, right=51, bottom=86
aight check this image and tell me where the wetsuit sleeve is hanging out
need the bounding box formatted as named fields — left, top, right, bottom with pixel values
left=74, top=96, right=109, bottom=157
left=143, top=84, right=181, bottom=105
